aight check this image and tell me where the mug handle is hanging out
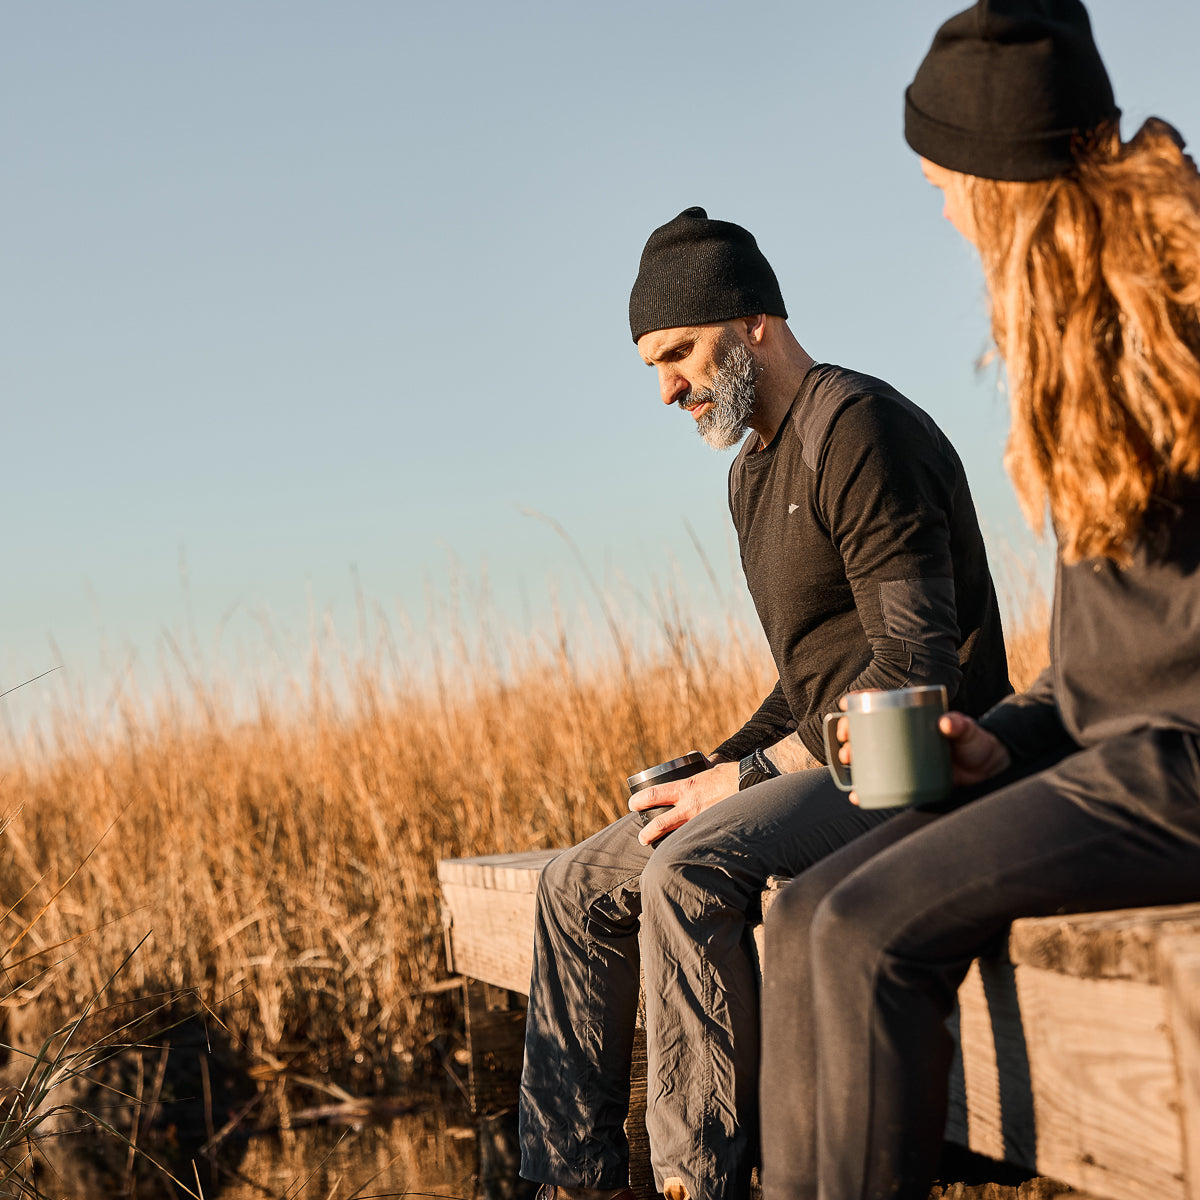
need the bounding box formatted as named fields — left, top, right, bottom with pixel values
left=822, top=712, right=853, bottom=793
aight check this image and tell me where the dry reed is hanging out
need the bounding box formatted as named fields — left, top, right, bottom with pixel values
left=0, top=583, right=1048, bottom=1096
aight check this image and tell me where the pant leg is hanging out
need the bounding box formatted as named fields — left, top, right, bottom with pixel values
left=758, top=749, right=1079, bottom=1200
left=520, top=812, right=653, bottom=1188
left=639, top=768, right=893, bottom=1200
left=760, top=811, right=935, bottom=1200
left=768, top=729, right=1200, bottom=1200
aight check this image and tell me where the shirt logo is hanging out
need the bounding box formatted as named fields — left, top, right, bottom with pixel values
left=788, top=503, right=800, bottom=514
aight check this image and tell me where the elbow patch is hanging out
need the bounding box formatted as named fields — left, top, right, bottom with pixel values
left=878, top=577, right=959, bottom=646
left=849, top=576, right=964, bottom=692
left=877, top=578, right=962, bottom=687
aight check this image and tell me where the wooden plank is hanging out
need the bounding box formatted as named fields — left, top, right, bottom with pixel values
left=948, top=960, right=1190, bottom=1196
left=961, top=956, right=1039, bottom=1169
left=442, top=881, right=540, bottom=995
left=956, top=962, right=1005, bottom=1164
left=1161, top=933, right=1200, bottom=1200
left=946, top=1000, right=969, bottom=1152
left=626, top=1028, right=654, bottom=1200
left=1009, top=903, right=1200, bottom=984
left=440, top=853, right=1200, bottom=984
left=1016, top=965, right=1185, bottom=1199
left=438, top=850, right=561, bottom=893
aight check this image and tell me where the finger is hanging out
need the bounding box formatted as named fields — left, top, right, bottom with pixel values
left=836, top=715, right=849, bottom=744
left=629, top=794, right=665, bottom=813
left=848, top=790, right=860, bottom=807
left=638, top=805, right=689, bottom=846
left=838, top=742, right=851, bottom=766
left=938, top=711, right=972, bottom=739
left=639, top=820, right=666, bottom=845
left=629, top=783, right=673, bottom=813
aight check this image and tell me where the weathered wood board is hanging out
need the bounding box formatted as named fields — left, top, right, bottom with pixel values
left=439, top=852, right=1200, bottom=1200
left=1163, top=934, right=1200, bottom=1200
left=1011, top=903, right=1200, bottom=983
left=440, top=851, right=558, bottom=995
left=1019, top=968, right=1183, bottom=1198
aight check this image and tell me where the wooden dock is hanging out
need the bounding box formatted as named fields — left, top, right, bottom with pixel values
left=439, top=850, right=1200, bottom=1200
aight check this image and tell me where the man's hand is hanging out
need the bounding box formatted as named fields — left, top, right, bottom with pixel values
left=628, top=759, right=740, bottom=846
left=830, top=708, right=1011, bottom=804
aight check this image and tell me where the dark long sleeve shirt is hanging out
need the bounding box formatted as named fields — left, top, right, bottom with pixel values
left=715, top=362, right=1011, bottom=763
left=980, top=477, right=1200, bottom=763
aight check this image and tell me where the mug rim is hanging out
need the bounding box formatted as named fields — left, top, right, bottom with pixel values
left=627, top=751, right=709, bottom=793
left=843, top=685, right=947, bottom=714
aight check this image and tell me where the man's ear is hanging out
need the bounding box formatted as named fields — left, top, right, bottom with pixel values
left=743, top=313, right=768, bottom=345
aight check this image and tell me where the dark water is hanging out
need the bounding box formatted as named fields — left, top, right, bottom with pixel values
left=1, top=996, right=507, bottom=1199
left=21, top=1110, right=1077, bottom=1200
left=2, top=1007, right=1068, bottom=1200
left=24, top=1103, right=488, bottom=1199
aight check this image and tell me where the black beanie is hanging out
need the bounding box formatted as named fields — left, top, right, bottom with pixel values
left=905, top=0, right=1120, bottom=182
left=628, top=207, right=787, bottom=343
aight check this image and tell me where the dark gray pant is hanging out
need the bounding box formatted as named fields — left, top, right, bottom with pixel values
left=519, top=768, right=891, bottom=1200
left=759, top=729, right=1200, bottom=1200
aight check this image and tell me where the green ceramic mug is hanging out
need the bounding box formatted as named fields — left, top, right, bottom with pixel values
left=821, top=685, right=951, bottom=809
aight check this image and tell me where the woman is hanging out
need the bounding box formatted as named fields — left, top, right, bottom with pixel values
left=758, top=2, right=1200, bottom=1198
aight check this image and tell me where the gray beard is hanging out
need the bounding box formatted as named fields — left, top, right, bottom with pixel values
left=684, top=340, right=760, bottom=450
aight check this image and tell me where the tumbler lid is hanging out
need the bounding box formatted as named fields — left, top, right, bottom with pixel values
left=626, top=751, right=709, bottom=794
left=842, top=685, right=948, bottom=714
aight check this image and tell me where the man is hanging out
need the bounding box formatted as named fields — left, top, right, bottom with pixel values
left=519, top=207, right=1011, bottom=1200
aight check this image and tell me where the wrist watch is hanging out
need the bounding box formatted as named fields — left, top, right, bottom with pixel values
left=738, top=747, right=781, bottom=791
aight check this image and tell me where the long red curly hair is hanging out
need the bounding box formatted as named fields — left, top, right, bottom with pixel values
left=953, top=118, right=1200, bottom=563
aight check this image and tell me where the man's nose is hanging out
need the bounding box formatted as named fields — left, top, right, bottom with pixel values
left=659, top=369, right=689, bottom=407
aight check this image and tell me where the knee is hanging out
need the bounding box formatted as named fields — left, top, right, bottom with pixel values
left=809, top=877, right=886, bottom=975
left=535, top=844, right=588, bottom=916
left=764, top=871, right=889, bottom=979
left=535, top=827, right=644, bottom=933
left=640, top=840, right=723, bottom=929
left=639, top=842, right=687, bottom=915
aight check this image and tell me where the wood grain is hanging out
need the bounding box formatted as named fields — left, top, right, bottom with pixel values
left=1017, top=966, right=1185, bottom=1199
left=438, top=850, right=561, bottom=893
left=1161, top=933, right=1200, bottom=1200
left=1009, top=903, right=1200, bottom=984
left=626, top=1027, right=654, bottom=1200
left=441, top=880, right=540, bottom=994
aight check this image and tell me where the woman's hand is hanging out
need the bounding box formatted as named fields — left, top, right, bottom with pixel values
left=936, top=711, right=1011, bottom=785
left=830, top=708, right=1011, bottom=804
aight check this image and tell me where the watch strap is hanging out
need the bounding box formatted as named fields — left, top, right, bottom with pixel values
left=738, top=747, right=781, bottom=791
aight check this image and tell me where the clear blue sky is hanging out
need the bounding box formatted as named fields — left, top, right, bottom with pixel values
left=5, top=1, right=1200, bottom=734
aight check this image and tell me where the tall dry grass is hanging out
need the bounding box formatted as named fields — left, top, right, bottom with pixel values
left=0, top=589, right=774, bottom=1093
left=0, top=583, right=1048, bottom=1097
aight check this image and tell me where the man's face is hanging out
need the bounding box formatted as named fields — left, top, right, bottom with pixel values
left=637, top=323, right=760, bottom=450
